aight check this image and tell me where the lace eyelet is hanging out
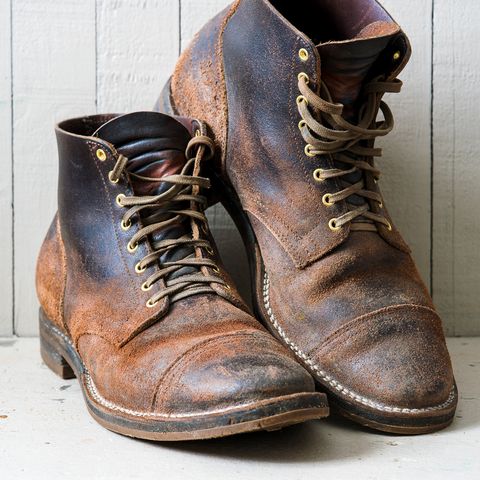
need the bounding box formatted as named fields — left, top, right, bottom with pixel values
left=313, top=168, right=324, bottom=182
left=224, top=284, right=231, bottom=291
left=328, top=218, right=341, bottom=232
left=146, top=298, right=158, bottom=308
left=378, top=201, right=383, bottom=209
left=393, top=50, right=401, bottom=61
left=205, top=246, right=214, bottom=255
left=322, top=193, right=334, bottom=206
left=298, top=48, right=309, bottom=61
left=212, top=266, right=220, bottom=274
left=304, top=144, right=316, bottom=157
left=108, top=171, right=118, bottom=184
left=385, top=221, right=392, bottom=231
left=116, top=194, right=126, bottom=207
left=96, top=148, right=107, bottom=161
left=297, top=72, right=309, bottom=84
left=141, top=281, right=152, bottom=292
left=135, top=262, right=146, bottom=274
left=127, top=241, right=138, bottom=253
left=298, top=120, right=307, bottom=130
left=296, top=95, right=308, bottom=106
left=121, top=219, right=131, bottom=231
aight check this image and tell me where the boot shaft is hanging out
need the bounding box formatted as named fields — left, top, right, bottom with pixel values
left=39, top=112, right=241, bottom=347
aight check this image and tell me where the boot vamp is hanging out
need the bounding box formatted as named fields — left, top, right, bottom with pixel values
left=258, top=224, right=455, bottom=409
left=76, top=294, right=315, bottom=415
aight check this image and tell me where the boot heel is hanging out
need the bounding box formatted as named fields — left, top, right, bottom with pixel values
left=39, top=318, right=76, bottom=380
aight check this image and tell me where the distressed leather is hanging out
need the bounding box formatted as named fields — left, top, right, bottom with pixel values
left=164, top=0, right=457, bottom=421
left=36, top=112, right=316, bottom=416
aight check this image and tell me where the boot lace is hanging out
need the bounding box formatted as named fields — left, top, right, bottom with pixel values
left=108, top=134, right=228, bottom=307
left=296, top=71, right=402, bottom=232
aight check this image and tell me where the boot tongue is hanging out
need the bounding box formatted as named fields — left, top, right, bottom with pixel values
left=317, top=21, right=399, bottom=110
left=94, top=111, right=191, bottom=196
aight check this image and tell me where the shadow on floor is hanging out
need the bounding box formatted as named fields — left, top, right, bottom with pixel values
left=148, top=414, right=377, bottom=464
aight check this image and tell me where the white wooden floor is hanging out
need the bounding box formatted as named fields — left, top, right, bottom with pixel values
left=0, top=337, right=478, bottom=480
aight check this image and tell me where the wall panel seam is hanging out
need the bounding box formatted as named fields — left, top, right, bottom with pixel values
left=429, top=0, right=434, bottom=296
left=10, top=0, right=15, bottom=336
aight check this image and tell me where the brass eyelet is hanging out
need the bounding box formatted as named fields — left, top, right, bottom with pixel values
left=116, top=194, right=126, bottom=207
left=378, top=201, right=383, bottom=209
left=298, top=48, right=309, bottom=61
left=297, top=72, right=309, bottom=84
left=393, top=50, right=401, bottom=61
left=205, top=246, right=214, bottom=255
left=296, top=95, right=308, bottom=106
left=322, top=193, right=334, bottom=206
left=96, top=148, right=107, bottom=161
left=195, top=129, right=201, bottom=137
left=313, top=168, right=324, bottom=182
left=121, top=219, right=131, bottom=231
left=108, top=171, right=118, bottom=184
left=141, top=281, right=152, bottom=292
left=298, top=119, right=307, bottom=130
left=385, top=221, right=392, bottom=231
left=135, top=262, right=146, bottom=274
left=146, top=298, right=158, bottom=308
left=304, top=144, right=316, bottom=157
left=328, top=218, right=341, bottom=232
left=224, top=284, right=231, bottom=291
left=127, top=241, right=138, bottom=253
left=212, top=266, right=220, bottom=274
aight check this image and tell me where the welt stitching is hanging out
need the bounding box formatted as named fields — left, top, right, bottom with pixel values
left=262, top=272, right=455, bottom=414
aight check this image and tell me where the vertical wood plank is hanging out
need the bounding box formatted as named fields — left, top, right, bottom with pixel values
left=379, top=0, right=432, bottom=287
left=433, top=0, right=480, bottom=335
left=0, top=0, right=13, bottom=336
left=97, top=0, right=180, bottom=112
left=181, top=0, right=251, bottom=302
left=13, top=0, right=96, bottom=336
left=180, top=0, right=231, bottom=50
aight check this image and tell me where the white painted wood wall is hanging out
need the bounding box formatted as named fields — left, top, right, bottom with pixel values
left=0, top=0, right=478, bottom=336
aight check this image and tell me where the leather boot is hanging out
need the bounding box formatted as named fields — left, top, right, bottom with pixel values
left=36, top=111, right=328, bottom=441
left=157, top=0, right=457, bottom=434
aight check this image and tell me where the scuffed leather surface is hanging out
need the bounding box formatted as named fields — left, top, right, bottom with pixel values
left=37, top=111, right=316, bottom=415
left=165, top=0, right=456, bottom=412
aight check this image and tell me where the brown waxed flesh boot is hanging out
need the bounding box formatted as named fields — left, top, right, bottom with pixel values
left=36, top=111, right=329, bottom=441
left=157, top=0, right=458, bottom=434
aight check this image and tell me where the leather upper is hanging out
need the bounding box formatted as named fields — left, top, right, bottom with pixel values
left=37, top=111, right=316, bottom=414
left=166, top=0, right=456, bottom=413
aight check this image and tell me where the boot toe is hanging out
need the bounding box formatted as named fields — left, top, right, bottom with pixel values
left=153, top=330, right=316, bottom=415
left=312, top=305, right=457, bottom=431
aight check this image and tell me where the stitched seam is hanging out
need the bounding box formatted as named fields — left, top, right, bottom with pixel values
left=86, top=141, right=165, bottom=346
left=313, top=303, right=441, bottom=356
left=55, top=215, right=69, bottom=334
left=48, top=323, right=262, bottom=419
left=262, top=272, right=456, bottom=414
left=87, top=141, right=141, bottom=306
